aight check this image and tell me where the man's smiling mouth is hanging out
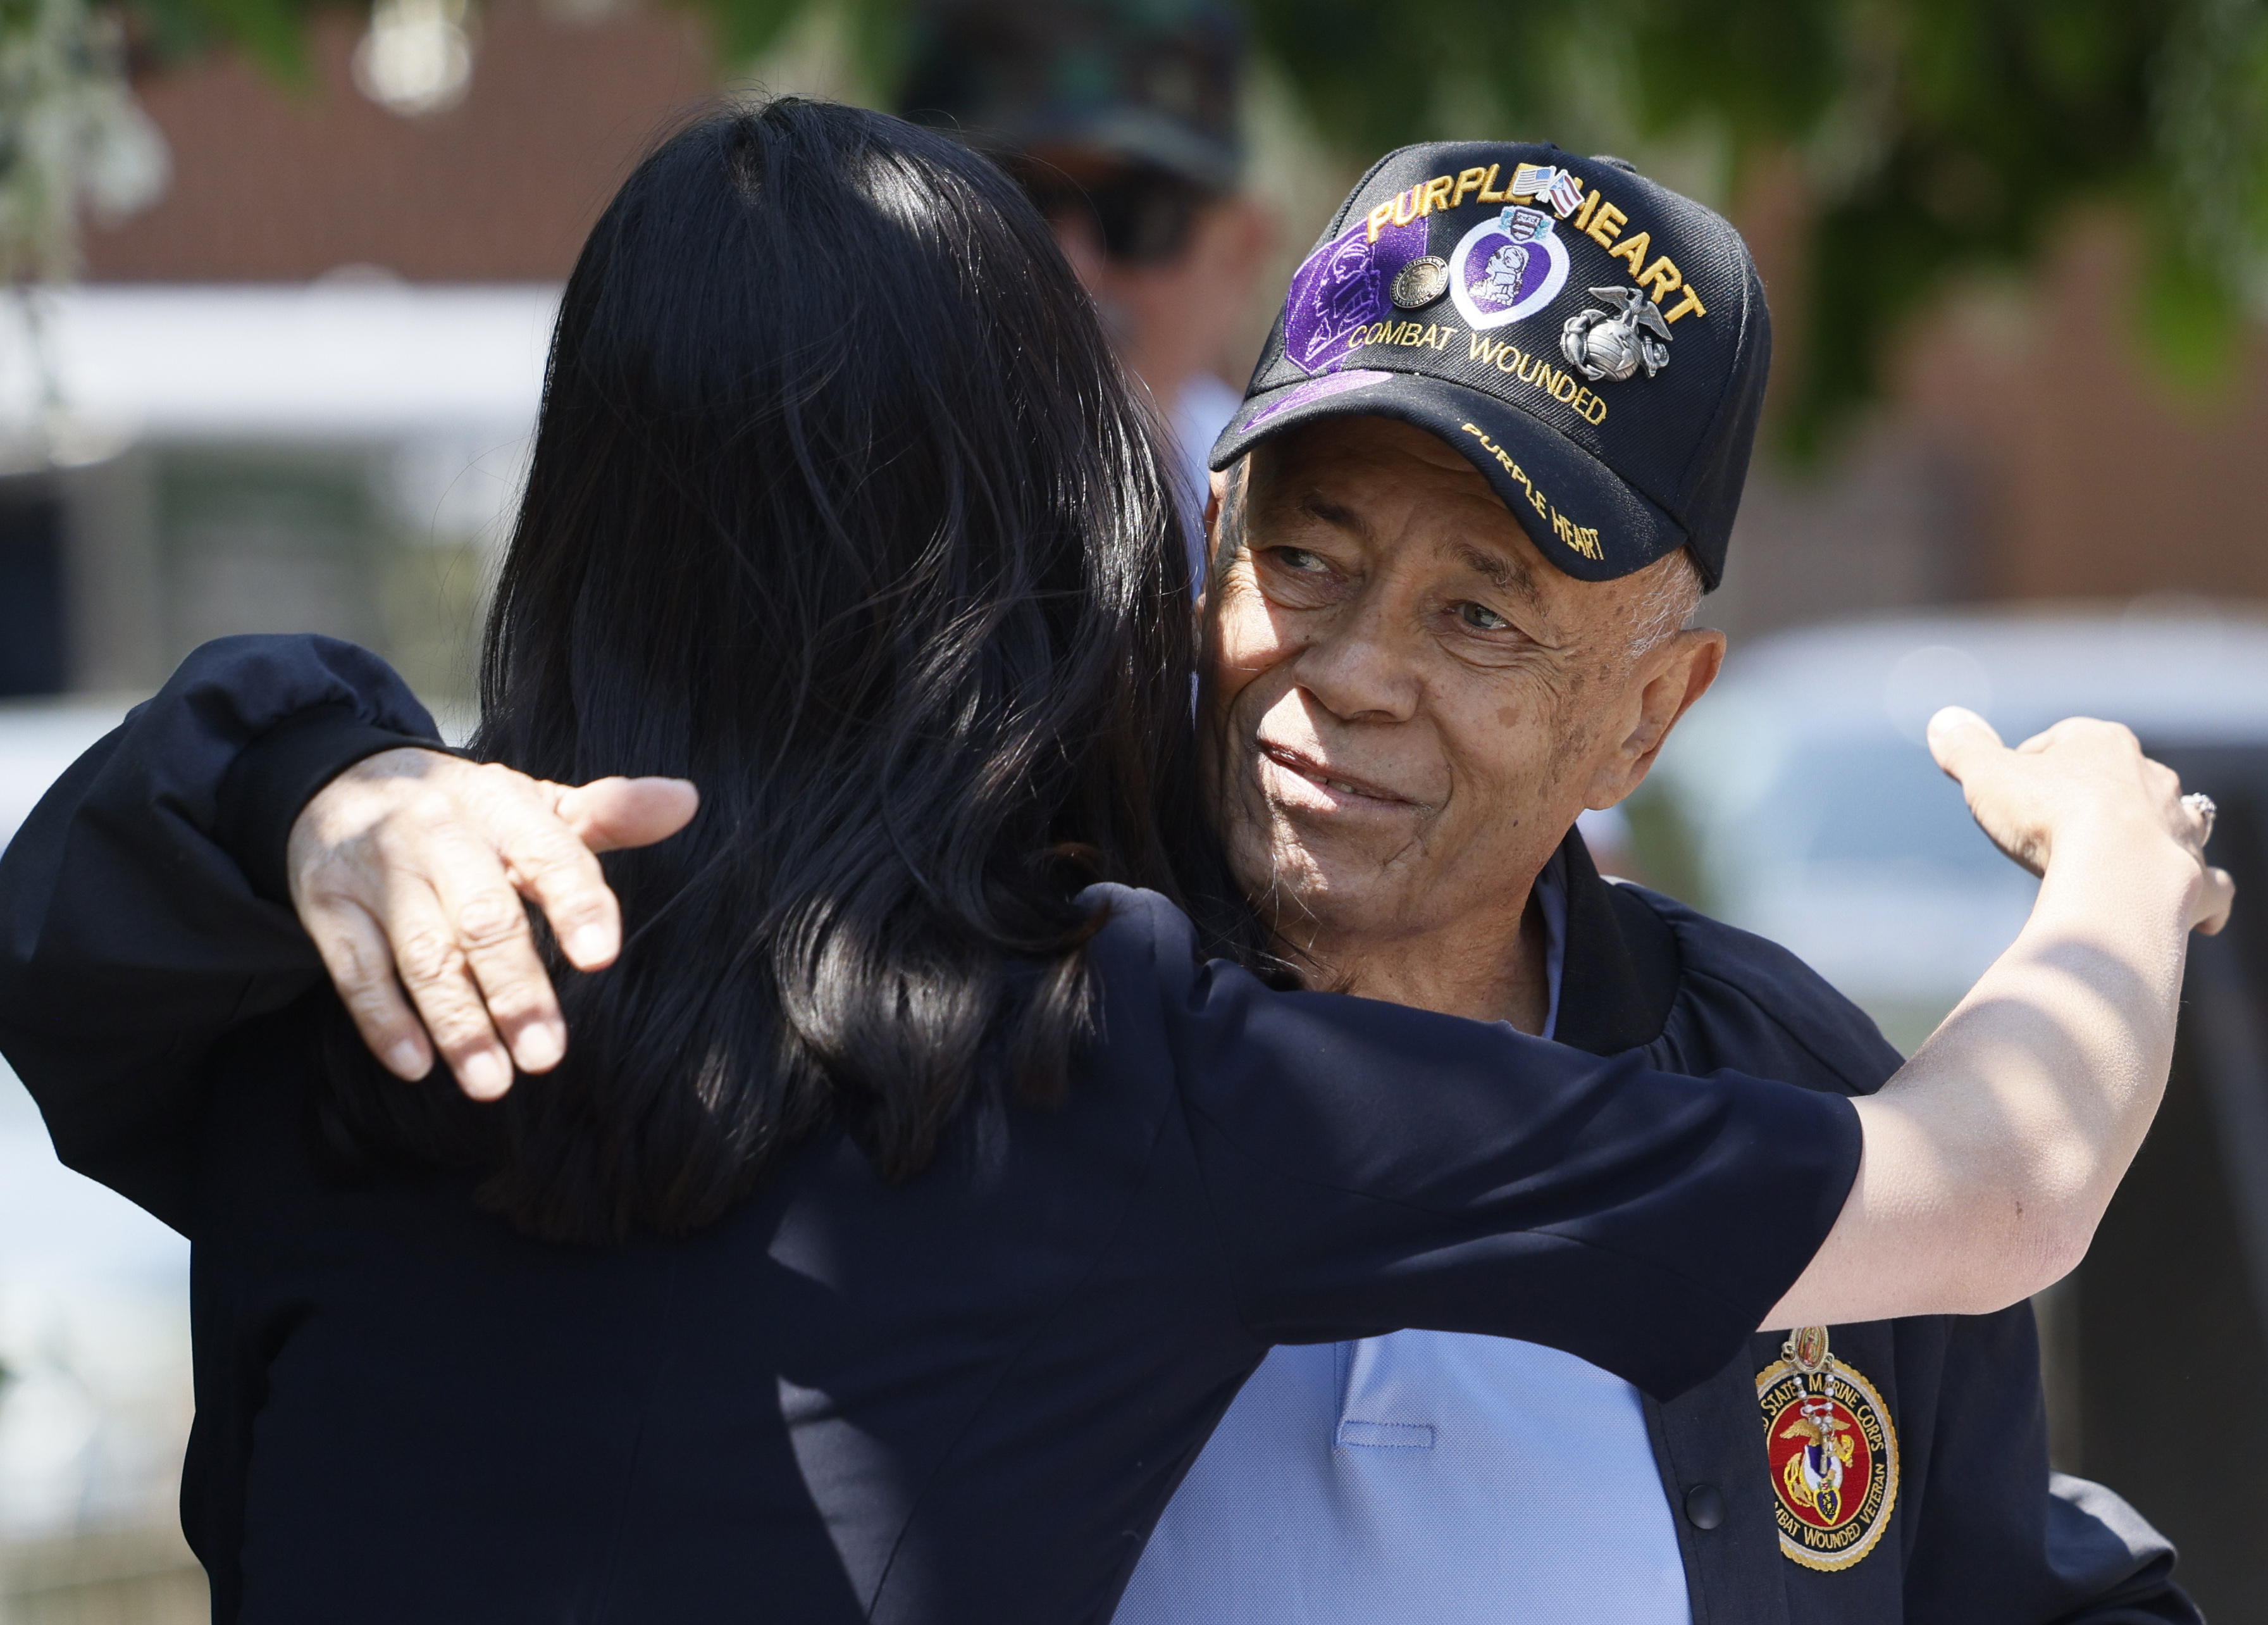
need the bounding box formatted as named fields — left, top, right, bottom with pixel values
left=1258, top=744, right=1418, bottom=808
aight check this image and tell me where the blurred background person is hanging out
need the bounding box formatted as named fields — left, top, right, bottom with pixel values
left=897, top=0, right=1273, bottom=584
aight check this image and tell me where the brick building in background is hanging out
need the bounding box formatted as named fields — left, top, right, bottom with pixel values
left=88, top=0, right=713, bottom=282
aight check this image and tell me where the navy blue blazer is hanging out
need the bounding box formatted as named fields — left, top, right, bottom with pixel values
left=0, top=637, right=1859, bottom=1624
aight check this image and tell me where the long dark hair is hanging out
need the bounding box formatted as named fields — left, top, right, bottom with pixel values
left=319, top=99, right=1255, bottom=1242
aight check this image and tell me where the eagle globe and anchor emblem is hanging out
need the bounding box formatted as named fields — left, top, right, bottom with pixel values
left=1755, top=1325, right=1900, bottom=1571
left=1561, top=285, right=1673, bottom=383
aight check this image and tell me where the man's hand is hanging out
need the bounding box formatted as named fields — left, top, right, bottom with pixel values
left=287, top=749, right=699, bottom=1100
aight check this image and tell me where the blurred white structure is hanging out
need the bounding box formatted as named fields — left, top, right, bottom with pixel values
left=352, top=0, right=477, bottom=118
left=1654, top=604, right=2268, bottom=1051
left=0, top=699, right=194, bottom=1551
left=0, top=283, right=555, bottom=707
left=0, top=282, right=552, bottom=466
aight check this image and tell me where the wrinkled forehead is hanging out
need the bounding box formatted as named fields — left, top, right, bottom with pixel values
left=1244, top=416, right=1543, bottom=564
left=1231, top=418, right=1677, bottom=646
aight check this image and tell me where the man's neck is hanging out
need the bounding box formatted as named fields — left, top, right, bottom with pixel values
left=1285, top=877, right=1553, bottom=1035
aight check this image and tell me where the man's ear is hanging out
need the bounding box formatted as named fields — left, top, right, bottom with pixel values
left=1196, top=472, right=1227, bottom=613
left=1583, top=627, right=1726, bottom=809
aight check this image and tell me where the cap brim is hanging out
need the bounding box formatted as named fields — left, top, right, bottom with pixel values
left=1208, top=368, right=1689, bottom=584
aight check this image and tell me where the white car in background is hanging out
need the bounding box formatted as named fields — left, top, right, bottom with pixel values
left=1649, top=606, right=2268, bottom=1052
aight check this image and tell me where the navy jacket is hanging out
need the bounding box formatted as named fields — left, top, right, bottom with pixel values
left=1549, top=840, right=2198, bottom=1623
left=0, top=638, right=1859, bottom=1624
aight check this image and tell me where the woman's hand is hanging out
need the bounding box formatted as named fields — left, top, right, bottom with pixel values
left=1928, top=707, right=2233, bottom=933
left=1766, top=709, right=2234, bottom=1329
left=287, top=749, right=698, bottom=1100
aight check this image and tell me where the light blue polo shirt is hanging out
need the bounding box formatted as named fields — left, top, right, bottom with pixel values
left=1114, top=856, right=1692, bottom=1624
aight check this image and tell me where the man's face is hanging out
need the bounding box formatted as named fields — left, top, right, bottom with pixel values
left=1200, top=416, right=1721, bottom=971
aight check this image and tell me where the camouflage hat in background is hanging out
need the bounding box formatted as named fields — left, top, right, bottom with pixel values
left=898, top=0, right=1246, bottom=192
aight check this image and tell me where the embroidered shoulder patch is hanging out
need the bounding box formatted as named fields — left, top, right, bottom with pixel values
left=1756, top=1326, right=1898, bottom=1571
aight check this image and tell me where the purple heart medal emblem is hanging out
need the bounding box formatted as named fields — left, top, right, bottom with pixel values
left=1279, top=213, right=1431, bottom=375
left=1449, top=206, right=1569, bottom=331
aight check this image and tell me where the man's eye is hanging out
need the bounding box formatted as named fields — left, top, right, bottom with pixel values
left=1457, top=602, right=1511, bottom=632
left=1270, top=547, right=1329, bottom=573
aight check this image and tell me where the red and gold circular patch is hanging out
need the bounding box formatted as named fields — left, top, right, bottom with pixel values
left=1755, top=1332, right=1898, bottom=1571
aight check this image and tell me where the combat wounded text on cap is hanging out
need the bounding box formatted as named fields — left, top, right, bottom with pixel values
left=1211, top=143, right=1771, bottom=589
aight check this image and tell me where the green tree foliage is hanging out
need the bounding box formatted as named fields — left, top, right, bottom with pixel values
left=1618, top=0, right=2268, bottom=444
left=1, top=0, right=164, bottom=283
left=29, top=0, right=2268, bottom=439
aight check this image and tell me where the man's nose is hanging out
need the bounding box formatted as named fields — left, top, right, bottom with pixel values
left=1291, top=595, right=1421, bottom=723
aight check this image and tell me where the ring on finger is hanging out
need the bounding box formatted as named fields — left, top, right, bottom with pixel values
left=2183, top=792, right=2218, bottom=842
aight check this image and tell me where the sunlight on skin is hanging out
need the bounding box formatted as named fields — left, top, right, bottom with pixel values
left=1197, top=415, right=1719, bottom=1030
left=1769, top=709, right=2228, bottom=1327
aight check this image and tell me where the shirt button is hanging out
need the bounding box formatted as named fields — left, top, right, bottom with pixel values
left=1683, top=1483, right=1726, bottom=1531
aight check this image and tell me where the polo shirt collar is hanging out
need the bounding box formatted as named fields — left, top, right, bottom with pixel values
left=1549, top=826, right=1683, bottom=1057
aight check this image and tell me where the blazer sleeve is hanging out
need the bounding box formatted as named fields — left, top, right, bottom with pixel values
left=1897, top=1305, right=2200, bottom=1624
left=0, top=635, right=442, bottom=1230
left=1088, top=885, right=1866, bottom=1404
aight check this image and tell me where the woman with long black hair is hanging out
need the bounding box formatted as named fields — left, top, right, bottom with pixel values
left=0, top=99, right=2228, bottom=1621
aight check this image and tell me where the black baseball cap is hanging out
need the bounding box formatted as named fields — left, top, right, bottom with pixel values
left=1211, top=142, right=1770, bottom=589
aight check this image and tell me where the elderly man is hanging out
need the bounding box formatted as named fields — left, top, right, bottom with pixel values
left=1106, top=143, right=2197, bottom=1623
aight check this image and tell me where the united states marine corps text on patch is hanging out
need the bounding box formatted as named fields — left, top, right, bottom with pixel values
left=1756, top=1326, right=1899, bottom=1571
